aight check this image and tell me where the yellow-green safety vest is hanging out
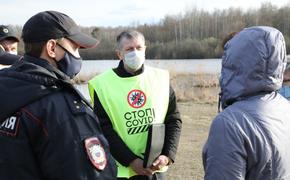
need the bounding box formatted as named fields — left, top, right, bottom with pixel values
left=88, top=65, right=169, bottom=178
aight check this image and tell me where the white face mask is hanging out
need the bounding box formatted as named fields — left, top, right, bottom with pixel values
left=8, top=51, right=17, bottom=55
left=123, top=50, right=145, bottom=71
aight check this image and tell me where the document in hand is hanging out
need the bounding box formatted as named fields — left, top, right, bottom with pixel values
left=143, top=123, right=165, bottom=168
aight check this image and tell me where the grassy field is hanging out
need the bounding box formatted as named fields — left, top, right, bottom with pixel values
left=166, top=101, right=217, bottom=180
left=167, top=73, right=219, bottom=179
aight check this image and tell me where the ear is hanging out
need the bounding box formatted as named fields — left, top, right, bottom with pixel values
left=46, top=39, right=57, bottom=58
left=115, top=49, right=123, bottom=60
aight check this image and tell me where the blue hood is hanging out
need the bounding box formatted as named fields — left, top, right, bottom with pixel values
left=220, top=26, right=287, bottom=108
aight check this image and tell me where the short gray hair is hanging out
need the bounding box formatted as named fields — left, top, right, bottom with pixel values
left=116, top=30, right=145, bottom=50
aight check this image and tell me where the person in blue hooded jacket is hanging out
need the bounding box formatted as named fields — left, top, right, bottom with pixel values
left=203, top=26, right=290, bottom=180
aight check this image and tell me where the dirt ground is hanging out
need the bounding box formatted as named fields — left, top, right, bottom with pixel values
left=166, top=101, right=217, bottom=180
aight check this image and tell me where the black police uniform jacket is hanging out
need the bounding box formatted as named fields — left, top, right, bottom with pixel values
left=0, top=55, right=117, bottom=180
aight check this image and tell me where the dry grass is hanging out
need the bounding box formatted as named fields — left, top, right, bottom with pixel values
left=73, top=71, right=99, bottom=84
left=166, top=101, right=217, bottom=180
left=170, top=72, right=219, bottom=102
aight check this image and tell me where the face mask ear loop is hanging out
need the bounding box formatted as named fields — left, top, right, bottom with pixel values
left=57, top=43, right=80, bottom=59
left=52, top=43, right=62, bottom=66
left=218, top=92, right=222, bottom=113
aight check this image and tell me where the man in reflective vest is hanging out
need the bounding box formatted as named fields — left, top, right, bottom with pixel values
left=88, top=30, right=182, bottom=180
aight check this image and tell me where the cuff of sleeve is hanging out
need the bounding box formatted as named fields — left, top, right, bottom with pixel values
left=161, top=150, right=176, bottom=163
left=120, top=152, right=139, bottom=167
left=167, top=158, right=173, bottom=165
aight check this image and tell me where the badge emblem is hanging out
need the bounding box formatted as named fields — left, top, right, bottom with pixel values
left=127, top=89, right=146, bottom=108
left=84, top=137, right=107, bottom=170
left=3, top=28, right=9, bottom=34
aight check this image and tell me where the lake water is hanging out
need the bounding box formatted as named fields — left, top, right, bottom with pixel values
left=79, top=59, right=222, bottom=75
left=77, top=57, right=290, bottom=100
left=76, top=59, right=222, bottom=101
left=79, top=55, right=290, bottom=76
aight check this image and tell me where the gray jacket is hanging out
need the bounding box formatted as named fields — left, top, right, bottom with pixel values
left=203, top=26, right=290, bottom=180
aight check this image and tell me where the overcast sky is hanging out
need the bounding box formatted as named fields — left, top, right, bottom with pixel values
left=0, top=0, right=289, bottom=27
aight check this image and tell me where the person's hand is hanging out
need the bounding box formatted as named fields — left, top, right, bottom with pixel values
left=150, top=155, right=171, bottom=171
left=130, top=158, right=154, bottom=176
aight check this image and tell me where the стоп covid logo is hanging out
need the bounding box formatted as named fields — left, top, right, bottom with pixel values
left=125, top=89, right=154, bottom=135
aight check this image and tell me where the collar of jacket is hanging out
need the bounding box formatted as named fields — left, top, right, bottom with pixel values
left=22, top=54, right=70, bottom=81
left=113, top=60, right=144, bottom=77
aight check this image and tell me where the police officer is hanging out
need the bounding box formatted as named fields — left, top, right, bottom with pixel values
left=0, top=25, right=20, bottom=68
left=88, top=30, right=182, bottom=180
left=0, top=25, right=19, bottom=55
left=0, top=11, right=117, bottom=179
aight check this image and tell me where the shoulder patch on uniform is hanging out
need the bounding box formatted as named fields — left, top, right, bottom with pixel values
left=0, top=116, right=20, bottom=137
left=84, top=137, right=107, bottom=171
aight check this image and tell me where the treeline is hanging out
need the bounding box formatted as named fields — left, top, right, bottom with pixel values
left=16, top=2, right=290, bottom=59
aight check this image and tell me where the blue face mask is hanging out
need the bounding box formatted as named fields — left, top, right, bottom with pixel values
left=56, top=44, right=82, bottom=79
left=278, top=85, right=290, bottom=100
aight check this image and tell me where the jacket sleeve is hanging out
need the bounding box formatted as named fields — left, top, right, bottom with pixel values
left=161, top=85, right=182, bottom=163
left=202, top=114, right=247, bottom=180
left=93, top=91, right=139, bottom=166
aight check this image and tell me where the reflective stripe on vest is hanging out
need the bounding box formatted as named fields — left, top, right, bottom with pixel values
left=88, top=65, right=169, bottom=178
